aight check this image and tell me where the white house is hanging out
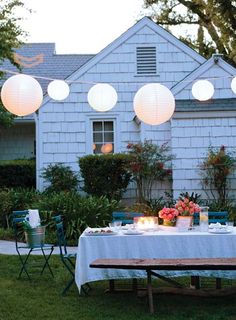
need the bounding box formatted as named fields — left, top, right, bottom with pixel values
left=0, top=17, right=236, bottom=201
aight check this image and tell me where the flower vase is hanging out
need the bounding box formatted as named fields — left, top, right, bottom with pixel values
left=163, top=219, right=175, bottom=227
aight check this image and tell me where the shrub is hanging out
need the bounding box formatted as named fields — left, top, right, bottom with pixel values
left=41, top=163, right=78, bottom=193
left=199, top=145, right=236, bottom=208
left=78, top=154, right=131, bottom=200
left=126, top=140, right=174, bottom=203
left=0, top=187, right=40, bottom=228
left=0, top=159, right=36, bottom=188
left=36, top=191, right=120, bottom=243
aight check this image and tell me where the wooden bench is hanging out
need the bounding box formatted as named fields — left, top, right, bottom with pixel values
left=90, top=258, right=236, bottom=314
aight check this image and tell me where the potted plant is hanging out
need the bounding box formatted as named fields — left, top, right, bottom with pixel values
left=175, top=198, right=201, bottom=228
left=158, top=207, right=179, bottom=226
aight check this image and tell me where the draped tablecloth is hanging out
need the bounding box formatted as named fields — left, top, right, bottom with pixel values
left=75, top=228, right=236, bottom=292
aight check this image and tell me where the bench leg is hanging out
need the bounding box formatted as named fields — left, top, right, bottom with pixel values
left=216, top=277, right=222, bottom=289
left=132, top=278, right=138, bottom=295
left=147, top=270, right=154, bottom=314
left=190, top=276, right=200, bottom=289
left=109, top=279, right=115, bottom=292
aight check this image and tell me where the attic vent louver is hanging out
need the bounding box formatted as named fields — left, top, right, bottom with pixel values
left=136, top=47, right=157, bottom=75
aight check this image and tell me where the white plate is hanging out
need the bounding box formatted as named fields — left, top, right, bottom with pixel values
left=208, top=229, right=232, bottom=234
left=123, top=231, right=144, bottom=235
left=84, top=231, right=117, bottom=236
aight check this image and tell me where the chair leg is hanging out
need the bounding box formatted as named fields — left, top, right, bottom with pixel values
left=18, top=248, right=33, bottom=280
left=40, top=247, right=54, bottom=277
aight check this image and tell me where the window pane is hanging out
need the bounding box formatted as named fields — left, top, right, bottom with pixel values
left=104, top=121, right=113, bottom=131
left=93, top=132, right=103, bottom=142
left=93, top=122, right=102, bottom=131
left=104, top=132, right=113, bottom=142
left=93, top=144, right=103, bottom=154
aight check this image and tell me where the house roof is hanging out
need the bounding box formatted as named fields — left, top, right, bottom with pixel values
left=64, top=17, right=206, bottom=86
left=172, top=55, right=236, bottom=98
left=0, top=43, right=94, bottom=94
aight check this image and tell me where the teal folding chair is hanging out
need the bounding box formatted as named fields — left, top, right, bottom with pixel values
left=12, top=210, right=54, bottom=280
left=112, top=211, right=144, bottom=225
left=53, top=215, right=90, bottom=295
left=193, top=211, right=228, bottom=225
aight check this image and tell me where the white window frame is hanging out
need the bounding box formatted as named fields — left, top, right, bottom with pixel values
left=85, top=114, right=120, bottom=155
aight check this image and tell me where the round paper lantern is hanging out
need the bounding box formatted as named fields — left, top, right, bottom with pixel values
left=47, top=80, right=70, bottom=101
left=87, top=83, right=118, bottom=112
left=1, top=74, right=43, bottom=116
left=231, top=76, right=236, bottom=94
left=133, top=83, right=175, bottom=125
left=192, top=80, right=214, bottom=101
left=101, top=143, right=113, bottom=154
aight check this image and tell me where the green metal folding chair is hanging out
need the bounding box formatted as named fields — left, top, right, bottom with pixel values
left=53, top=215, right=90, bottom=295
left=12, top=210, right=54, bottom=280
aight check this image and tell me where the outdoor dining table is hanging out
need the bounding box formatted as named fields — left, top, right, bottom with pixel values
left=75, top=227, right=236, bottom=292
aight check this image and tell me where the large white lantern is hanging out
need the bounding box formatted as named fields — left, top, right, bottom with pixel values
left=133, top=83, right=175, bottom=125
left=1, top=74, right=43, bottom=116
left=192, top=80, right=214, bottom=101
left=231, top=77, right=236, bottom=94
left=101, top=143, right=113, bottom=154
left=47, top=80, right=70, bottom=101
left=87, top=83, right=118, bottom=112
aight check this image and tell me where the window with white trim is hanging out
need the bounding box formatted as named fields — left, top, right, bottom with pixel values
left=92, top=120, right=114, bottom=154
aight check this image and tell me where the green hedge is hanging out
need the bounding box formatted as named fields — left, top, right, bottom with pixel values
left=0, top=159, right=36, bottom=188
left=78, top=153, right=131, bottom=200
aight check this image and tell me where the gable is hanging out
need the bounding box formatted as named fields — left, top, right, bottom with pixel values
left=172, top=56, right=236, bottom=100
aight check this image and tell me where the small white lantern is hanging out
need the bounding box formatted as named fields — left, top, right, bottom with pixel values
left=192, top=80, right=214, bottom=101
left=231, top=76, right=236, bottom=94
left=87, top=83, right=118, bottom=112
left=101, top=143, right=113, bottom=154
left=133, top=83, right=175, bottom=125
left=47, top=80, right=70, bottom=101
left=1, top=74, right=43, bottom=116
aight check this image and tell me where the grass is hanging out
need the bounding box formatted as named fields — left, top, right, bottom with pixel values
left=1, top=255, right=236, bottom=320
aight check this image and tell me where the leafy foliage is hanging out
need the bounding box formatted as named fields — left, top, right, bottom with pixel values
left=0, top=187, right=120, bottom=244
left=126, top=140, right=173, bottom=203
left=0, top=159, right=36, bottom=188
left=199, top=145, right=236, bottom=208
left=0, top=0, right=29, bottom=126
left=78, top=154, right=131, bottom=200
left=41, top=163, right=79, bottom=193
left=142, top=0, right=236, bottom=65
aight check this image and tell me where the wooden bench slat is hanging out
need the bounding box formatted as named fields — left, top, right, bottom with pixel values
left=90, top=258, right=236, bottom=270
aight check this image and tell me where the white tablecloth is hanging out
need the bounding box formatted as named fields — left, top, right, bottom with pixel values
left=75, top=228, right=236, bottom=291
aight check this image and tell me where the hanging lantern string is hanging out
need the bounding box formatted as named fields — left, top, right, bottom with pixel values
left=0, top=68, right=235, bottom=87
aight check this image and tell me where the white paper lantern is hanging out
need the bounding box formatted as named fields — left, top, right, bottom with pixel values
left=1, top=74, right=43, bottom=116
left=47, top=80, right=70, bottom=101
left=231, top=77, right=236, bottom=94
left=87, top=83, right=118, bottom=112
left=192, top=80, right=214, bottom=101
left=101, top=143, right=113, bottom=154
left=133, top=83, right=175, bottom=125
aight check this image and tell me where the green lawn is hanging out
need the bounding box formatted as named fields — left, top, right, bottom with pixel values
left=1, top=255, right=236, bottom=320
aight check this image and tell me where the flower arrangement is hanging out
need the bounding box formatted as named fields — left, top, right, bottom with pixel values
left=175, top=198, right=200, bottom=216
left=158, top=207, right=179, bottom=221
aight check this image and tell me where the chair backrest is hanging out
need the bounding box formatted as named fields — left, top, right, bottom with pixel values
left=53, top=215, right=67, bottom=256
left=112, top=211, right=144, bottom=225
left=11, top=210, right=29, bottom=248
left=193, top=211, right=228, bottom=225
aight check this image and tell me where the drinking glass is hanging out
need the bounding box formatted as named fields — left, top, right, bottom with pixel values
left=200, top=206, right=209, bottom=232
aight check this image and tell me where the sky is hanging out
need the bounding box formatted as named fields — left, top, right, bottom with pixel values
left=18, top=0, right=145, bottom=54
